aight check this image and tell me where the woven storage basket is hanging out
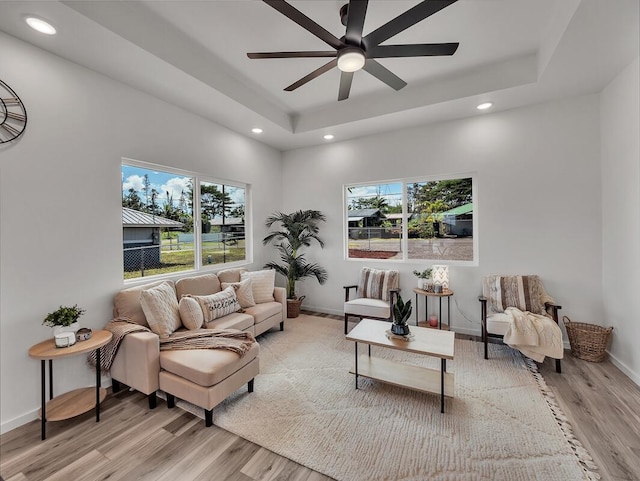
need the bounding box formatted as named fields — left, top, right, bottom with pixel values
left=563, top=316, right=613, bottom=362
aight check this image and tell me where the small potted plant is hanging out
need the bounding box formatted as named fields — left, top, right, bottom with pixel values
left=43, top=305, right=85, bottom=335
left=391, top=295, right=412, bottom=336
left=413, top=268, right=433, bottom=290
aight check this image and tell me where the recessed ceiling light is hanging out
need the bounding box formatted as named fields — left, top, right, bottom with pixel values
left=26, top=17, right=57, bottom=35
left=477, top=102, right=493, bottom=110
left=251, top=128, right=263, bottom=134
left=323, top=134, right=335, bottom=140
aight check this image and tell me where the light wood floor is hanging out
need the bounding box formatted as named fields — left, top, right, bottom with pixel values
left=1, top=314, right=639, bottom=481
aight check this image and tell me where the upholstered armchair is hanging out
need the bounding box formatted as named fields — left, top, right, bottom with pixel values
left=479, top=275, right=563, bottom=373
left=343, top=267, right=399, bottom=334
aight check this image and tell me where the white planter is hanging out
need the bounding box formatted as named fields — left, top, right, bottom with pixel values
left=53, top=322, right=79, bottom=336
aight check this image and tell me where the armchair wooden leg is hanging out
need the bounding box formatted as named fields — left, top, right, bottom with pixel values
left=344, top=314, right=349, bottom=335
left=556, top=359, right=562, bottom=373
left=483, top=330, right=488, bottom=360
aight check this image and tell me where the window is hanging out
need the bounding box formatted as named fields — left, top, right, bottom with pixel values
left=346, top=175, right=475, bottom=263
left=122, top=160, right=249, bottom=280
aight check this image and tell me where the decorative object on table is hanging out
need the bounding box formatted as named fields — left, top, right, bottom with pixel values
left=75, top=327, right=92, bottom=342
left=42, top=304, right=85, bottom=337
left=412, top=268, right=433, bottom=290
left=432, top=264, right=450, bottom=289
left=390, top=294, right=412, bottom=336
left=54, top=332, right=76, bottom=348
left=428, top=314, right=439, bottom=328
left=434, top=284, right=443, bottom=293
left=263, top=210, right=328, bottom=318
left=563, top=316, right=613, bottom=362
left=0, top=79, right=28, bottom=144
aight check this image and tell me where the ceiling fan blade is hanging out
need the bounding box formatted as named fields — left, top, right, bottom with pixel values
left=248, top=51, right=337, bottom=59
left=363, top=0, right=458, bottom=48
left=345, top=0, right=368, bottom=45
left=367, top=43, right=459, bottom=58
left=284, top=59, right=338, bottom=91
left=338, top=71, right=354, bottom=101
left=363, top=59, right=407, bottom=91
left=264, top=0, right=344, bottom=50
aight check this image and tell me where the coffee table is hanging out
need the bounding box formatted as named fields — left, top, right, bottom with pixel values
left=346, top=319, right=455, bottom=413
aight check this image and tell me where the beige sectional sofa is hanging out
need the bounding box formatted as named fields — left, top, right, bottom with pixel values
left=109, top=268, right=285, bottom=425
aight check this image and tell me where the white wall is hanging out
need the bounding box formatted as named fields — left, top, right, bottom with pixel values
left=0, top=32, right=282, bottom=431
left=282, top=95, right=603, bottom=342
left=601, top=56, right=640, bottom=384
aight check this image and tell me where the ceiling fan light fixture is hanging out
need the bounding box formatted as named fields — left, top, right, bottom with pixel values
left=337, top=48, right=365, bottom=73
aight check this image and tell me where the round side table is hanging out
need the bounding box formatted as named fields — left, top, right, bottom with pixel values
left=28, top=330, right=112, bottom=440
left=413, top=288, right=454, bottom=330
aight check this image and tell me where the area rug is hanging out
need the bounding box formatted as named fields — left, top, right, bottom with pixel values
left=181, top=315, right=599, bottom=481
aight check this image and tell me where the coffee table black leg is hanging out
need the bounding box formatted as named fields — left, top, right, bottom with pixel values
left=440, top=359, right=445, bottom=413
left=354, top=342, right=358, bottom=389
left=96, top=348, right=101, bottom=422
left=40, top=360, right=46, bottom=440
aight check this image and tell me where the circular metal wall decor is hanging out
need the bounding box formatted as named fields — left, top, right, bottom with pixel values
left=0, top=79, right=27, bottom=144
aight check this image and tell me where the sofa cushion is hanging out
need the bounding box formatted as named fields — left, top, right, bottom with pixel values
left=113, top=280, right=174, bottom=327
left=221, top=279, right=255, bottom=308
left=189, top=286, right=241, bottom=323
left=140, top=281, right=182, bottom=338
left=243, top=301, right=282, bottom=325
left=160, top=341, right=260, bottom=387
left=178, top=296, right=204, bottom=330
left=204, top=311, right=254, bottom=332
left=217, top=268, right=248, bottom=284
left=241, top=270, right=275, bottom=304
left=175, top=274, right=221, bottom=299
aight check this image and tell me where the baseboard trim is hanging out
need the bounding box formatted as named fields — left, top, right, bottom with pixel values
left=607, top=352, right=640, bottom=387
left=1, top=409, right=38, bottom=435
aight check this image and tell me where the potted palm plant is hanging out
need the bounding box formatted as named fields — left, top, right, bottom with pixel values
left=391, top=295, right=412, bottom=336
left=263, top=210, right=328, bottom=318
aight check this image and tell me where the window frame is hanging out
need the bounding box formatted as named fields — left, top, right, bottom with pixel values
left=122, top=158, right=252, bottom=284
left=344, top=172, right=478, bottom=266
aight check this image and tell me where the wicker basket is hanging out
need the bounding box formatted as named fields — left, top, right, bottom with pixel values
left=563, top=316, right=613, bottom=362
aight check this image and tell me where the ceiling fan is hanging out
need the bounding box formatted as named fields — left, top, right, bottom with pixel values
left=247, top=0, right=460, bottom=101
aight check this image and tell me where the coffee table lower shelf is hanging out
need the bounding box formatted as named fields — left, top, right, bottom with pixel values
left=349, top=355, right=454, bottom=398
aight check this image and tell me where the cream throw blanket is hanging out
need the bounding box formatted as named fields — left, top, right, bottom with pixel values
left=503, top=307, right=564, bottom=362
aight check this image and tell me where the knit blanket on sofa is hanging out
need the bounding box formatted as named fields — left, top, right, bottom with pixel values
left=88, top=319, right=256, bottom=374
left=503, top=307, right=564, bottom=362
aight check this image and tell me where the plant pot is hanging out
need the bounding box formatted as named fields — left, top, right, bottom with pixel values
left=53, top=322, right=79, bottom=337
left=286, top=296, right=306, bottom=318
left=391, top=323, right=411, bottom=336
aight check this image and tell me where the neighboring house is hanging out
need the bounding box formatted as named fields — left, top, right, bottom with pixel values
left=347, top=209, right=385, bottom=228
left=437, top=203, right=473, bottom=237
left=385, top=213, right=414, bottom=227
left=210, top=217, right=245, bottom=239
left=122, top=207, right=184, bottom=269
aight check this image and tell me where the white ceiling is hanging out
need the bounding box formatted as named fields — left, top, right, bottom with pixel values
left=0, top=0, right=638, bottom=151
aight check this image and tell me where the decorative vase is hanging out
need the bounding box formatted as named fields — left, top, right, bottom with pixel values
left=53, top=322, right=79, bottom=337
left=391, top=323, right=410, bottom=336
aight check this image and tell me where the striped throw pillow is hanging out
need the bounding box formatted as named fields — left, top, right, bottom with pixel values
left=483, top=275, right=545, bottom=315
left=357, top=268, right=399, bottom=302
left=241, top=270, right=275, bottom=304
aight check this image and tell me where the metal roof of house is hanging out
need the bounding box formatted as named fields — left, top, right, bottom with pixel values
left=348, top=208, right=382, bottom=218
left=122, top=207, right=184, bottom=228
left=441, top=203, right=473, bottom=216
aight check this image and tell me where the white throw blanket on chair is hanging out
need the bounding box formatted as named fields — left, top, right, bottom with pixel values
left=503, top=307, right=564, bottom=362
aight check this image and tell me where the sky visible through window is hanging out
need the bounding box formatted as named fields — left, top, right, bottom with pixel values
left=122, top=164, right=190, bottom=210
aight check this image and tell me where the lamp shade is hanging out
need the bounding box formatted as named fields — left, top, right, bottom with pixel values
left=432, top=265, right=449, bottom=289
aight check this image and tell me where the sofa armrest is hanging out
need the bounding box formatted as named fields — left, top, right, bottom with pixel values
left=110, top=331, right=160, bottom=395
left=273, top=286, right=286, bottom=322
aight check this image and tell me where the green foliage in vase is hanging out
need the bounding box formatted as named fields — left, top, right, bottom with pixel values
left=42, top=305, right=85, bottom=328
left=392, top=295, right=412, bottom=326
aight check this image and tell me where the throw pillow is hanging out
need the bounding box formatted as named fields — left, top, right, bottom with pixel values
left=483, top=275, right=546, bottom=315
left=178, top=296, right=204, bottom=330
left=240, top=270, right=275, bottom=304
left=113, top=279, right=174, bottom=327
left=357, top=267, right=399, bottom=302
left=139, top=281, right=182, bottom=338
left=221, top=278, right=256, bottom=308
left=189, top=286, right=241, bottom=323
